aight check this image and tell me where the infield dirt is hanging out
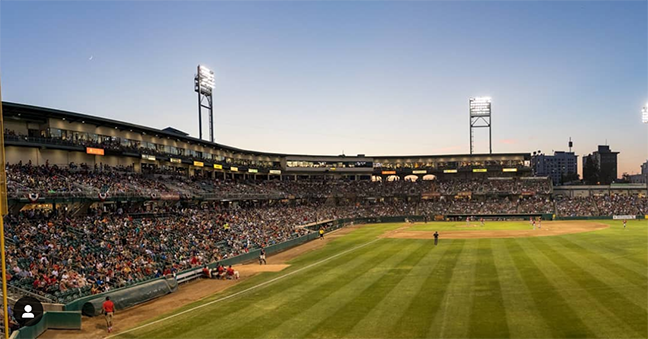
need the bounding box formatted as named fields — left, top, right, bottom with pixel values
left=381, top=221, right=608, bottom=239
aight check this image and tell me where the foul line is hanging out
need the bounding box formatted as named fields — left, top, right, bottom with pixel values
left=106, top=237, right=381, bottom=338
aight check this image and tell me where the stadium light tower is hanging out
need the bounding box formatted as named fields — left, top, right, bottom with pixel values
left=469, top=97, right=492, bottom=154
left=642, top=104, right=648, bottom=124
left=194, top=65, right=215, bottom=142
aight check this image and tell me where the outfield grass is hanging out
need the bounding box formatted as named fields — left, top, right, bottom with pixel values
left=120, top=220, right=648, bottom=339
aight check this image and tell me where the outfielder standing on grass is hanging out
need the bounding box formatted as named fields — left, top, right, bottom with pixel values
left=103, top=296, right=115, bottom=333
left=433, top=231, right=439, bottom=246
left=623, top=219, right=627, bottom=230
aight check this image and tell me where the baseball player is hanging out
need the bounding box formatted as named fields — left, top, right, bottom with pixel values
left=624, top=219, right=627, bottom=230
left=433, top=231, right=439, bottom=246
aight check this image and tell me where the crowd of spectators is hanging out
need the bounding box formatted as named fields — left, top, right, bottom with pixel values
left=7, top=163, right=556, bottom=200
left=555, top=196, right=599, bottom=217
left=2, top=200, right=423, bottom=302
left=594, top=195, right=647, bottom=216
left=437, top=178, right=552, bottom=195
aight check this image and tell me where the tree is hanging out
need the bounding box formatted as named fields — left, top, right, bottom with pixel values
left=560, top=172, right=580, bottom=185
left=583, top=155, right=599, bottom=185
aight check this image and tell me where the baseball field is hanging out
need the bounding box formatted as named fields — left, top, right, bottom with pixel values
left=115, top=219, right=647, bottom=339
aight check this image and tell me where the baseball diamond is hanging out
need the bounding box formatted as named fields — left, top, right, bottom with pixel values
left=2, top=3, right=648, bottom=338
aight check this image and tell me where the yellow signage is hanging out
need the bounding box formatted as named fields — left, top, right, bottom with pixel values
left=193, top=161, right=204, bottom=167
left=503, top=168, right=518, bottom=172
left=412, top=170, right=427, bottom=174
left=382, top=171, right=396, bottom=175
left=248, top=168, right=258, bottom=173
left=230, top=166, right=238, bottom=172
left=473, top=169, right=487, bottom=173
left=269, top=170, right=281, bottom=175
left=170, top=158, right=181, bottom=164
left=443, top=169, right=458, bottom=173
left=86, top=147, right=104, bottom=155
left=213, top=164, right=223, bottom=170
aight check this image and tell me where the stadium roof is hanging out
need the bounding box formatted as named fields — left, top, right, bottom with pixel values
left=2, top=101, right=530, bottom=160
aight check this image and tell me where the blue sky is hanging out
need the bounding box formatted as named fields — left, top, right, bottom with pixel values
left=1, top=1, right=646, bottom=175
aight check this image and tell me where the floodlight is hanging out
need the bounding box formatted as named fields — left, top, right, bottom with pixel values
left=195, top=64, right=216, bottom=142
left=643, top=105, right=648, bottom=124
left=469, top=97, right=493, bottom=154
left=197, top=65, right=215, bottom=92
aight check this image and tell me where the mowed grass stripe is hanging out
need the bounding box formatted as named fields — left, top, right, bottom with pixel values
left=345, top=240, right=454, bottom=338
left=529, top=237, right=647, bottom=337
left=260, top=240, right=428, bottom=339
left=303, top=239, right=436, bottom=338
left=468, top=239, right=510, bottom=338
left=517, top=237, right=641, bottom=338
left=204, top=240, right=395, bottom=337
left=548, top=236, right=648, bottom=306
left=505, top=239, right=595, bottom=338
left=491, top=239, right=553, bottom=338
left=387, top=240, right=466, bottom=338
left=384, top=240, right=466, bottom=338
left=558, top=237, right=648, bottom=285
left=428, top=239, right=479, bottom=338
left=287, top=223, right=405, bottom=266
left=563, top=223, right=648, bottom=268
left=127, top=238, right=395, bottom=339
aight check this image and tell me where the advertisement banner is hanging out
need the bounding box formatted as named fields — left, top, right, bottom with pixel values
left=170, top=158, right=181, bottom=164
left=613, top=215, right=637, bottom=220
left=443, top=169, right=457, bottom=173
left=230, top=167, right=238, bottom=172
left=503, top=168, right=518, bottom=172
left=412, top=170, right=427, bottom=174
left=213, top=164, right=223, bottom=170
left=86, top=147, right=104, bottom=156
left=382, top=171, right=396, bottom=175
left=269, top=170, right=281, bottom=175
left=248, top=168, right=258, bottom=173
left=141, top=155, right=156, bottom=161
left=472, top=168, right=487, bottom=173
left=193, top=161, right=204, bottom=167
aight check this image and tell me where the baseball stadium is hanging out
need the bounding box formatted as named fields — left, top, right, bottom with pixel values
left=1, top=2, right=647, bottom=339
left=0, top=101, right=644, bottom=339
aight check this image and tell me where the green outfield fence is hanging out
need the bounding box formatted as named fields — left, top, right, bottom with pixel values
left=9, top=311, right=82, bottom=339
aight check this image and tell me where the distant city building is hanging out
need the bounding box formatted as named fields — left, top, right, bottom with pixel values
left=582, top=145, right=619, bottom=185
left=532, top=151, right=578, bottom=185
left=629, top=174, right=646, bottom=184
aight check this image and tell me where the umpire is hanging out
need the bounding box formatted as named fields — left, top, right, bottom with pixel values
left=433, top=231, right=439, bottom=246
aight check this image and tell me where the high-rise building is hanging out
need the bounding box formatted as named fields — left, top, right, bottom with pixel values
left=582, top=145, right=619, bottom=184
left=532, top=151, right=578, bottom=185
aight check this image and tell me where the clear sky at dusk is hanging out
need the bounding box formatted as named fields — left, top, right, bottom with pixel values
left=1, top=1, right=646, bottom=175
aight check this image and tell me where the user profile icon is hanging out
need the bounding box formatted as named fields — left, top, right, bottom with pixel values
left=22, top=305, right=35, bottom=319
left=14, top=296, right=43, bottom=327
